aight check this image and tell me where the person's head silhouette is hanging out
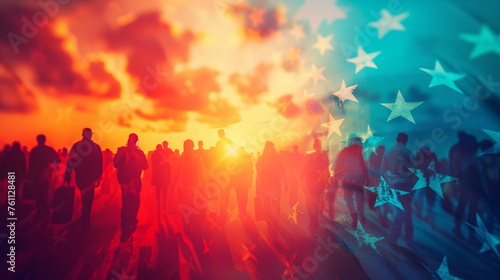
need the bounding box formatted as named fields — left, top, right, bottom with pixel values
left=36, top=134, right=46, bottom=145
left=347, top=134, right=362, bottom=146
left=396, top=133, right=408, bottom=145
left=128, top=133, right=138, bottom=148
left=156, top=144, right=162, bottom=151
left=82, top=128, right=93, bottom=140
left=183, top=139, right=194, bottom=153
left=263, top=141, right=276, bottom=156
left=376, top=145, right=385, bottom=155
left=162, top=141, right=169, bottom=150
left=237, top=146, right=245, bottom=154
left=198, top=141, right=204, bottom=149
left=12, top=141, right=21, bottom=151
left=218, top=129, right=225, bottom=139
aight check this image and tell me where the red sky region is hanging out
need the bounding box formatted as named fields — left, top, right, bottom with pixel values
left=0, top=0, right=330, bottom=153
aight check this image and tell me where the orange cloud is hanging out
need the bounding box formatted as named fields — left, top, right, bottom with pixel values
left=229, top=63, right=272, bottom=105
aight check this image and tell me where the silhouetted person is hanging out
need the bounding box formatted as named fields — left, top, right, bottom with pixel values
left=195, top=140, right=208, bottom=167
left=367, top=145, right=385, bottom=208
left=22, top=145, right=29, bottom=163
left=0, top=144, right=10, bottom=164
left=196, top=141, right=205, bottom=154
left=334, top=135, right=368, bottom=228
left=256, top=141, right=285, bottom=219
left=152, top=144, right=171, bottom=212
left=171, top=139, right=206, bottom=232
left=0, top=145, right=10, bottom=190
left=414, top=146, right=437, bottom=229
left=476, top=140, right=500, bottom=232
left=214, top=129, right=235, bottom=224
left=28, top=135, right=60, bottom=218
left=162, top=141, right=174, bottom=158
left=64, top=128, right=103, bottom=228
left=215, top=129, right=234, bottom=156
left=288, top=145, right=302, bottom=207
left=449, top=132, right=467, bottom=177
left=381, top=133, right=415, bottom=244
left=101, top=148, right=114, bottom=194
left=367, top=145, right=390, bottom=227
left=234, top=146, right=253, bottom=217
left=1, top=142, right=27, bottom=202
left=452, top=134, right=481, bottom=243
left=114, top=133, right=148, bottom=242
left=299, top=139, right=329, bottom=236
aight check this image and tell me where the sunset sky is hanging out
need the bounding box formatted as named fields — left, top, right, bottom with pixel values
left=1, top=0, right=499, bottom=156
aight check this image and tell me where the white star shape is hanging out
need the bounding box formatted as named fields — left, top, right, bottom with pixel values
left=313, top=34, right=334, bottom=55
left=290, top=22, right=305, bottom=41
left=420, top=60, right=466, bottom=94
left=293, top=0, right=346, bottom=33
left=410, top=161, right=455, bottom=199
left=332, top=80, right=358, bottom=106
left=436, top=256, right=463, bottom=280
left=467, top=214, right=500, bottom=258
left=365, top=177, right=409, bottom=211
left=347, top=221, right=384, bottom=253
left=347, top=46, right=381, bottom=74
left=321, top=113, right=344, bottom=138
left=482, top=129, right=500, bottom=154
left=482, top=128, right=500, bottom=143
left=460, top=25, right=500, bottom=59
left=299, top=88, right=317, bottom=102
left=381, top=90, right=424, bottom=124
left=368, top=9, right=409, bottom=39
left=310, top=64, right=327, bottom=85
left=363, top=126, right=384, bottom=153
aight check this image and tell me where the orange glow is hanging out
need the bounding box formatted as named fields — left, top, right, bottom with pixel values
left=0, top=0, right=321, bottom=154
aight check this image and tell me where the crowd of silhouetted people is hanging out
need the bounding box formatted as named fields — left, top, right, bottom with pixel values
left=1, top=128, right=499, bottom=248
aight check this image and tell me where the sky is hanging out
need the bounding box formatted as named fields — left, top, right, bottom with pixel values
left=1, top=0, right=499, bottom=157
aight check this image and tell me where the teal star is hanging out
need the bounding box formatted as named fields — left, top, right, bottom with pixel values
left=482, top=128, right=500, bottom=143
left=410, top=161, right=455, bottom=199
left=420, top=60, right=466, bottom=94
left=381, top=90, right=424, bottom=124
left=362, top=126, right=384, bottom=153
left=460, top=25, right=500, bottom=59
left=347, top=46, right=381, bottom=74
left=467, top=214, right=500, bottom=258
left=365, top=177, right=409, bottom=211
left=482, top=129, right=500, bottom=154
left=436, top=256, right=463, bottom=280
left=368, top=9, right=409, bottom=39
left=347, top=221, right=384, bottom=253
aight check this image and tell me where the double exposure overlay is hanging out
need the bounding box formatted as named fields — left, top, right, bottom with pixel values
left=0, top=0, right=500, bottom=279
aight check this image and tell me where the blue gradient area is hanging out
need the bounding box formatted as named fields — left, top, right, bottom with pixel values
left=277, top=0, right=500, bottom=157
